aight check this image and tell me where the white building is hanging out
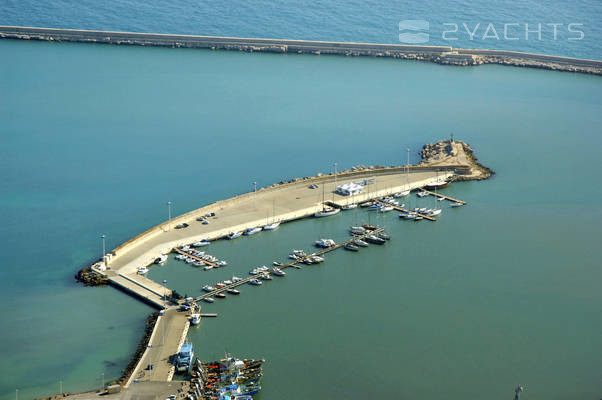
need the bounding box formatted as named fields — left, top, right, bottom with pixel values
left=335, top=182, right=365, bottom=196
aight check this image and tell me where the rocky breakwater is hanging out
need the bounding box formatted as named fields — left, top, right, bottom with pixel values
left=75, top=265, right=108, bottom=286
left=419, top=139, right=494, bottom=181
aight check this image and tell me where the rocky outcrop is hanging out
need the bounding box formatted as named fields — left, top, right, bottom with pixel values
left=419, top=139, right=494, bottom=181
left=75, top=266, right=108, bottom=286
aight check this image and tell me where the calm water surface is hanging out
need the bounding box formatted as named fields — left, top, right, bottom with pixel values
left=0, top=39, right=601, bottom=399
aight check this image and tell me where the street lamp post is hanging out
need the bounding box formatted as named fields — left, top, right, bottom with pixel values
left=334, top=162, right=338, bottom=188
left=253, top=181, right=257, bottom=209
left=100, top=234, right=106, bottom=266
left=162, top=279, right=167, bottom=345
left=167, top=201, right=172, bottom=230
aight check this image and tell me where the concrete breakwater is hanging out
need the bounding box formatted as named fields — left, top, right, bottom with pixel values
left=1, top=26, right=601, bottom=75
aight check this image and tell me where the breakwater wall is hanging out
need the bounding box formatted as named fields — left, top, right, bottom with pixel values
left=1, top=26, right=601, bottom=75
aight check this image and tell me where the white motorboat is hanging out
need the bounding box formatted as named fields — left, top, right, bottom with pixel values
left=259, top=273, right=272, bottom=280
left=193, top=261, right=204, bottom=267
left=244, top=227, right=262, bottom=235
left=379, top=205, right=394, bottom=212
left=429, top=209, right=442, bottom=216
left=451, top=202, right=464, bottom=207
left=185, top=257, right=194, bottom=264
left=227, top=288, right=240, bottom=295
left=293, top=249, right=306, bottom=256
left=190, top=313, right=201, bottom=325
left=223, top=279, right=233, bottom=285
left=137, top=266, right=148, bottom=274
left=314, top=206, right=340, bottom=217
left=350, top=226, right=366, bottom=235
left=354, top=239, right=369, bottom=247
left=272, top=268, right=286, bottom=276
left=232, top=276, right=242, bottom=282
left=398, top=189, right=411, bottom=197
left=175, top=254, right=186, bottom=261
left=341, top=203, right=358, bottom=210
left=437, top=197, right=445, bottom=201
left=263, top=222, right=281, bottom=230
left=203, top=297, right=215, bottom=303
left=217, top=260, right=228, bottom=266
left=180, top=245, right=191, bottom=251
left=154, top=254, right=168, bottom=264
left=193, top=240, right=210, bottom=247
left=417, top=191, right=429, bottom=198
left=249, top=279, right=262, bottom=286
left=315, top=238, right=336, bottom=248
left=202, top=285, right=215, bottom=292
left=203, top=266, right=213, bottom=271
left=227, top=231, right=243, bottom=239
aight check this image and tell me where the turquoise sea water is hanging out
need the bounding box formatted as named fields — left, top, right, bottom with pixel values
left=0, top=39, right=601, bottom=399
left=1, top=0, right=602, bottom=59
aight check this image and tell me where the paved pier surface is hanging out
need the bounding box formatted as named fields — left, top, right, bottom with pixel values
left=127, top=308, right=190, bottom=385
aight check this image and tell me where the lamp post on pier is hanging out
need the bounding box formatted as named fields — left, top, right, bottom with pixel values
left=167, top=201, right=172, bottom=230
left=100, top=234, right=106, bottom=267
left=334, top=162, right=338, bottom=188
left=253, top=181, right=257, bottom=209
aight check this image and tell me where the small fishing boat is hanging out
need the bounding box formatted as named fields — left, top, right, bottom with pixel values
left=414, top=216, right=424, bottom=221
left=227, top=288, right=240, bottom=295
left=362, top=224, right=378, bottom=231
left=202, top=285, right=215, bottom=292
left=437, top=197, right=445, bottom=201
left=223, top=279, right=233, bottom=285
left=215, top=292, right=226, bottom=299
left=203, top=297, right=215, bottom=303
left=227, top=231, right=243, bottom=239
left=377, top=232, right=391, bottom=240
left=137, top=266, right=149, bottom=274
left=273, top=261, right=282, bottom=266
left=217, top=260, right=228, bottom=267
left=345, top=243, right=359, bottom=251
left=154, top=254, right=168, bottom=264
left=365, top=235, right=386, bottom=245
left=259, top=273, right=272, bottom=280
left=288, top=254, right=299, bottom=260
left=175, top=254, right=186, bottom=261
left=368, top=203, right=381, bottom=210
left=193, top=261, right=204, bottom=267
left=190, top=313, right=201, bottom=325
left=315, top=238, right=336, bottom=248
left=203, top=265, right=213, bottom=271
left=429, top=209, right=442, bottom=216
left=215, top=283, right=226, bottom=288
left=272, top=268, right=286, bottom=276
left=379, top=205, right=394, bottom=212
left=417, top=191, right=429, bottom=198
left=263, top=221, right=281, bottom=230
left=244, top=227, right=262, bottom=235
left=232, top=276, right=242, bottom=282
left=311, top=255, right=325, bottom=263
left=425, top=180, right=450, bottom=190
left=354, top=239, right=369, bottom=247
left=349, top=226, right=366, bottom=235
left=341, top=203, right=358, bottom=210
left=249, top=279, right=262, bottom=286
left=180, top=245, right=191, bottom=251
left=249, top=268, right=260, bottom=275
left=192, top=239, right=210, bottom=247
left=314, top=206, right=340, bottom=217
left=451, top=202, right=464, bottom=207
left=292, top=249, right=306, bottom=256
left=185, top=257, right=194, bottom=264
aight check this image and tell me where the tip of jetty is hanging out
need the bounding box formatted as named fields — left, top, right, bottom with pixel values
left=418, top=139, right=494, bottom=181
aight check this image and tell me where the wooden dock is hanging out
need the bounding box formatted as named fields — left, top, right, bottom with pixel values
left=173, top=248, right=219, bottom=268
left=193, top=229, right=385, bottom=303
left=420, top=189, right=467, bottom=204
left=375, top=201, right=436, bottom=221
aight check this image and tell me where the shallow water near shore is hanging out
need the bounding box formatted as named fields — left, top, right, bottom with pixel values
left=0, top=39, right=601, bottom=399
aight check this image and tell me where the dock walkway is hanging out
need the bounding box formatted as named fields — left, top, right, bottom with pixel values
left=173, top=248, right=219, bottom=268
left=420, top=189, right=467, bottom=204
left=375, top=200, right=436, bottom=221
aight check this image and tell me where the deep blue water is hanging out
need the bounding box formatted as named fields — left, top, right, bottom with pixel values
left=1, top=0, right=601, bottom=59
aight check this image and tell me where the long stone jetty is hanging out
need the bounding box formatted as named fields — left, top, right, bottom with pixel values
left=1, top=26, right=601, bottom=75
